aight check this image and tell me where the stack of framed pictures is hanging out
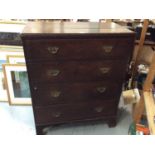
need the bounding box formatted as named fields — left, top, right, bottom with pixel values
left=0, top=45, right=31, bottom=105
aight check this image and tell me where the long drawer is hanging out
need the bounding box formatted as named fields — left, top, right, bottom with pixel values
left=34, top=100, right=118, bottom=125
left=30, top=81, right=122, bottom=106
left=24, top=38, right=133, bottom=61
left=27, top=60, right=127, bottom=83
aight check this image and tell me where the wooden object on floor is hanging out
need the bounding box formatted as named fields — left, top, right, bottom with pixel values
left=133, top=93, right=145, bottom=123
left=132, top=19, right=149, bottom=123
left=132, top=19, right=149, bottom=78
left=133, top=53, right=155, bottom=135
left=143, top=53, right=155, bottom=134
left=132, top=19, right=155, bottom=134
left=143, top=53, right=155, bottom=91
left=143, top=91, right=155, bottom=134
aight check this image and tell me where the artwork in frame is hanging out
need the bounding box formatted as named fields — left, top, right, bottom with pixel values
left=3, top=64, right=31, bottom=105
left=0, top=45, right=24, bottom=102
left=0, top=45, right=23, bottom=52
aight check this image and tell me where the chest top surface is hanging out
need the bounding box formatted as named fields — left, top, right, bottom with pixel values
left=21, top=21, right=134, bottom=36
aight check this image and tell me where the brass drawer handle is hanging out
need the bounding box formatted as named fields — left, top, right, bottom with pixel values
left=95, top=106, right=104, bottom=113
left=52, top=112, right=61, bottom=118
left=47, top=46, right=59, bottom=54
left=50, top=90, right=61, bottom=98
left=47, top=69, right=60, bottom=77
left=102, top=45, right=113, bottom=53
left=99, top=67, right=110, bottom=74
left=96, top=87, right=106, bottom=93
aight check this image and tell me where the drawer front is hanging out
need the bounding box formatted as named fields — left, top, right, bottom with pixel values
left=24, top=38, right=133, bottom=61
left=27, top=60, right=127, bottom=83
left=34, top=100, right=118, bottom=125
left=30, top=81, right=122, bottom=106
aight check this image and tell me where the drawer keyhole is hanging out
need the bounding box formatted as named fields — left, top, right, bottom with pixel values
left=33, top=86, right=38, bottom=90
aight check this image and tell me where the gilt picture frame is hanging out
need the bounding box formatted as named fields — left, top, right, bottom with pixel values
left=7, top=55, right=25, bottom=64
left=3, top=64, right=31, bottom=105
left=0, top=46, right=24, bottom=102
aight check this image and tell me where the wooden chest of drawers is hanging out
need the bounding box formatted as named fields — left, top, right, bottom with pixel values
left=21, top=22, right=135, bottom=134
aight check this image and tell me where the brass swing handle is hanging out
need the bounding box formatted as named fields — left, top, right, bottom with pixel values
left=94, top=106, right=104, bottom=113
left=99, top=67, right=111, bottom=74
left=50, top=90, right=61, bottom=98
left=47, top=46, right=59, bottom=54
left=96, top=86, right=107, bottom=93
left=47, top=69, right=60, bottom=77
left=52, top=112, right=61, bottom=118
left=102, top=45, right=113, bottom=53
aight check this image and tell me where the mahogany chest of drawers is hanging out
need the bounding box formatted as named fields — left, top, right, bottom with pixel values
left=21, top=22, right=135, bottom=135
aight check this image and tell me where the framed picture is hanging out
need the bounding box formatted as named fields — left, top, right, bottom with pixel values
left=3, top=64, right=31, bottom=105
left=0, top=46, right=24, bottom=102
left=7, top=55, right=25, bottom=64
left=0, top=45, right=23, bottom=52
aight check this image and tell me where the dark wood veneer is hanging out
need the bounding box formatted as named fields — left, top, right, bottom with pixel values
left=34, top=100, right=118, bottom=126
left=27, top=60, right=127, bottom=83
left=24, top=38, right=133, bottom=61
left=30, top=81, right=122, bottom=106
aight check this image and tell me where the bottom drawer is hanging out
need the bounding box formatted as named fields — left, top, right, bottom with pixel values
left=34, top=100, right=118, bottom=125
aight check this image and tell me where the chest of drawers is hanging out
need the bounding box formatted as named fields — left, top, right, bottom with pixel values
left=21, top=22, right=135, bottom=134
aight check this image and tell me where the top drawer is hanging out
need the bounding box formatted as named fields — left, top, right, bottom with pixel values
left=23, top=38, right=133, bottom=61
